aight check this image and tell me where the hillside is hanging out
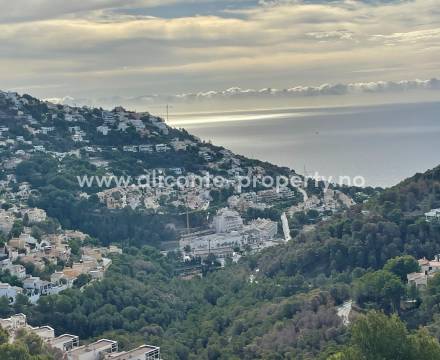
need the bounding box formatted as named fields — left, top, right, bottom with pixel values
left=256, top=164, right=440, bottom=279
left=16, top=159, right=440, bottom=360
left=1, top=90, right=440, bottom=359
left=0, top=90, right=370, bottom=249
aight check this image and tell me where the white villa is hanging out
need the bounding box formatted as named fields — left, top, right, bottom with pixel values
left=426, top=209, right=440, bottom=222
left=0, top=282, right=23, bottom=304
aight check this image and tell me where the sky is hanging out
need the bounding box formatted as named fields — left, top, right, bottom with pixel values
left=1, top=0, right=440, bottom=112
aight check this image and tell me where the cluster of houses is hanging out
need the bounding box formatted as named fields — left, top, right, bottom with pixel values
left=122, top=138, right=195, bottom=153
left=406, top=210, right=440, bottom=287
left=107, top=106, right=168, bottom=135
left=97, top=184, right=210, bottom=212
left=227, top=187, right=296, bottom=212
left=0, top=90, right=199, bottom=169
left=0, top=90, right=362, bottom=272
left=0, top=313, right=161, bottom=360
left=0, top=204, right=120, bottom=304
left=0, top=179, right=39, bottom=204
left=287, top=188, right=355, bottom=217
left=0, top=91, right=33, bottom=121
left=0, top=239, right=118, bottom=305
left=180, top=207, right=281, bottom=262
left=62, top=105, right=171, bottom=143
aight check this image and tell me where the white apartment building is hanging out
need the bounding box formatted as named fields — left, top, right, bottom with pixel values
left=50, top=334, right=80, bottom=352
left=31, top=325, right=55, bottom=340
left=0, top=313, right=160, bottom=359
left=180, top=230, right=245, bottom=259
left=106, top=345, right=161, bottom=360
left=0, top=313, right=80, bottom=352
left=256, top=187, right=295, bottom=203
left=246, top=218, right=278, bottom=241
left=123, top=145, right=138, bottom=152
left=68, top=339, right=118, bottom=360
left=139, top=144, right=154, bottom=153
left=155, top=144, right=168, bottom=152
left=0, top=313, right=27, bottom=332
left=213, top=208, right=243, bottom=233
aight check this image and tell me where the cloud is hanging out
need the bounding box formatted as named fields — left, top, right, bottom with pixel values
left=1, top=0, right=440, bottom=102
left=45, top=96, right=82, bottom=105
left=371, top=28, right=440, bottom=45
left=44, top=77, right=440, bottom=108
left=306, top=30, right=354, bottom=40
left=167, top=78, right=440, bottom=100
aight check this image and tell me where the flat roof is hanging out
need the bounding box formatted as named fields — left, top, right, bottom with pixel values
left=108, top=345, right=160, bottom=359
left=32, top=325, right=54, bottom=331
left=69, top=339, right=117, bottom=355
left=50, top=334, right=79, bottom=345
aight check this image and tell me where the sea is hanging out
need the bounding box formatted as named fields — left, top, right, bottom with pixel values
left=169, top=102, right=440, bottom=188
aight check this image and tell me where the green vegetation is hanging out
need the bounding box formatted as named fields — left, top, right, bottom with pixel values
left=383, top=255, right=420, bottom=281
left=0, top=326, right=62, bottom=360
left=255, top=165, right=440, bottom=280
left=16, top=165, right=440, bottom=358
left=0, top=269, right=23, bottom=287
left=7, top=151, right=440, bottom=358
left=2, top=246, right=341, bottom=359
left=353, top=270, right=404, bottom=313
left=329, top=311, right=440, bottom=360
left=2, top=93, right=440, bottom=358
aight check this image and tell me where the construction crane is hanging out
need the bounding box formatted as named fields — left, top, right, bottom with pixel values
left=175, top=199, right=227, bottom=234
left=165, top=104, right=172, bottom=123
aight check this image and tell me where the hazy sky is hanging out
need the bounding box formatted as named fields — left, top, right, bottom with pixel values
left=1, top=0, right=440, bottom=111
